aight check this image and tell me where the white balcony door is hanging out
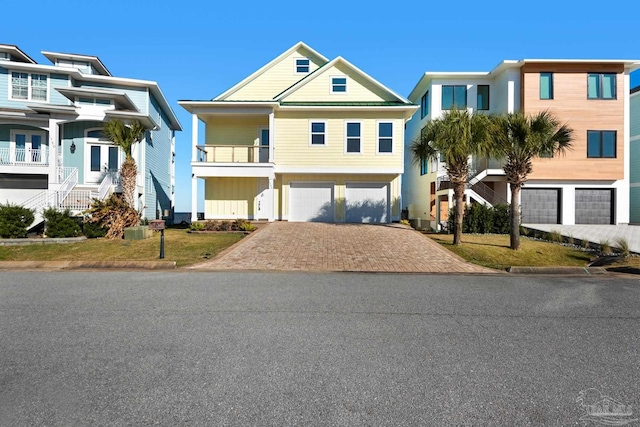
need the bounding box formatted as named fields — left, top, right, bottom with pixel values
left=258, top=127, right=269, bottom=163
left=86, top=144, right=120, bottom=184
left=10, top=130, right=47, bottom=164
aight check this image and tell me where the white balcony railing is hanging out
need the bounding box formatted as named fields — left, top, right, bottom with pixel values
left=196, top=145, right=269, bottom=163
left=0, top=147, right=49, bottom=166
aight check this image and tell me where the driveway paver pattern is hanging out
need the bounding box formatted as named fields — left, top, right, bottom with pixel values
left=191, top=222, right=494, bottom=273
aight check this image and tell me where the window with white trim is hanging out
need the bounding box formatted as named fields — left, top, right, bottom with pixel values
left=331, top=77, right=347, bottom=93
left=345, top=122, right=361, bottom=153
left=310, top=121, right=326, bottom=145
left=377, top=122, right=393, bottom=153
left=295, top=58, right=310, bottom=74
left=11, top=72, right=48, bottom=101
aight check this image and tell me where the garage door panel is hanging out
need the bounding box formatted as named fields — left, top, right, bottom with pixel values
left=575, top=189, right=613, bottom=224
left=521, top=189, right=559, bottom=224
left=289, top=182, right=334, bottom=222
left=345, top=183, right=388, bottom=223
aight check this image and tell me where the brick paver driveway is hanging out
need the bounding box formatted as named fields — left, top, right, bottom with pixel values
left=191, top=222, right=494, bottom=273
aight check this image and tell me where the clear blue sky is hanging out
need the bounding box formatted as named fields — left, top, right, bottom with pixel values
left=4, top=0, right=640, bottom=211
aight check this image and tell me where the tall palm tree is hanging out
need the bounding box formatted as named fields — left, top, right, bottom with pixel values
left=411, top=108, right=492, bottom=245
left=491, top=111, right=574, bottom=250
left=102, top=119, right=146, bottom=208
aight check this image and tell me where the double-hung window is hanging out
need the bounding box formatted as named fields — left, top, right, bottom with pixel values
left=420, top=91, right=429, bottom=118
left=587, top=130, right=616, bottom=158
left=11, top=72, right=48, bottom=101
left=588, top=73, right=616, bottom=99
left=310, top=121, right=326, bottom=145
left=378, top=122, right=393, bottom=153
left=331, top=77, right=347, bottom=93
left=345, top=122, right=361, bottom=153
left=540, top=72, right=554, bottom=99
left=477, top=85, right=490, bottom=110
left=296, top=58, right=310, bottom=74
left=441, top=85, right=467, bottom=110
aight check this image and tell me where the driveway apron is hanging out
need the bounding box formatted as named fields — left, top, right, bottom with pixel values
left=191, top=222, right=494, bottom=273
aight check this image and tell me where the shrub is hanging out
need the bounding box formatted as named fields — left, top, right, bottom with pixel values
left=234, top=219, right=256, bottom=231
left=43, top=208, right=81, bottom=238
left=581, top=238, right=591, bottom=250
left=190, top=222, right=205, bottom=231
left=566, top=233, right=574, bottom=246
left=447, top=202, right=511, bottom=235
left=203, top=220, right=218, bottom=231
left=219, top=220, right=232, bottom=231
left=492, top=204, right=511, bottom=234
left=0, top=203, right=35, bottom=238
left=82, top=219, right=108, bottom=238
left=614, top=237, right=630, bottom=257
left=548, top=230, right=563, bottom=243
left=599, top=239, right=612, bottom=256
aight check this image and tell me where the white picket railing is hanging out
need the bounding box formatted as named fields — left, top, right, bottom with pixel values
left=60, top=190, right=98, bottom=211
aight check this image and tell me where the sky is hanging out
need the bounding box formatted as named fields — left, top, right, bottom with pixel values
left=3, top=0, right=640, bottom=211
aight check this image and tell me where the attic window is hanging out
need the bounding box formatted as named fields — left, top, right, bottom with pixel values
left=296, top=58, right=310, bottom=74
left=331, top=76, right=347, bottom=93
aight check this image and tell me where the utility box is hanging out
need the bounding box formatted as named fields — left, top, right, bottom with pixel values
left=124, top=226, right=153, bottom=240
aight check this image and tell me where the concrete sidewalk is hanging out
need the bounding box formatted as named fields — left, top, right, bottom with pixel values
left=523, top=224, right=640, bottom=253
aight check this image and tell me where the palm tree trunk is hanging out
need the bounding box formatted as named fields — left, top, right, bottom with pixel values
left=120, top=158, right=137, bottom=209
left=452, top=181, right=465, bottom=245
left=510, top=184, right=521, bottom=250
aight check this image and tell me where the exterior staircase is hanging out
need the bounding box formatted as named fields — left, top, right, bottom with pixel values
left=21, top=168, right=118, bottom=229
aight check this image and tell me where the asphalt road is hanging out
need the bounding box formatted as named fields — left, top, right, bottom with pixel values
left=1, top=271, right=639, bottom=426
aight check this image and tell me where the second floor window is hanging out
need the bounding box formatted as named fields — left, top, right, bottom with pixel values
left=378, top=122, right=393, bottom=153
left=296, top=58, right=310, bottom=73
left=421, top=91, right=429, bottom=118
left=420, top=158, right=428, bottom=175
left=310, top=121, right=326, bottom=145
left=11, top=72, right=47, bottom=101
left=477, top=85, right=490, bottom=110
left=331, top=77, right=347, bottom=93
left=588, top=73, right=616, bottom=99
left=442, top=85, right=467, bottom=110
left=587, top=130, right=616, bottom=158
left=540, top=72, right=554, bottom=99
left=346, top=122, right=361, bottom=153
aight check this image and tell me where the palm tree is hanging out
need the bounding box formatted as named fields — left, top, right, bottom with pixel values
left=490, top=111, right=574, bottom=250
left=410, top=108, right=492, bottom=245
left=102, top=119, right=146, bottom=209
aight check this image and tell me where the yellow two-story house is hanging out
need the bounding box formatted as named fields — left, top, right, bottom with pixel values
left=180, top=42, right=417, bottom=223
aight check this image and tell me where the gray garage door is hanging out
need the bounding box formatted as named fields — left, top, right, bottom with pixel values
left=575, top=189, right=613, bottom=224
left=521, top=189, right=560, bottom=224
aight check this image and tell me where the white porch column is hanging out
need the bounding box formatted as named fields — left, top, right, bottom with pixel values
left=268, top=177, right=275, bottom=222
left=191, top=174, right=199, bottom=222
left=268, top=112, right=274, bottom=163
left=48, top=118, right=61, bottom=184
left=191, top=113, right=199, bottom=162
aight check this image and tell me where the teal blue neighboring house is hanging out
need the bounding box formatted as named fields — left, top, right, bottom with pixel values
left=0, top=44, right=181, bottom=225
left=631, top=85, right=640, bottom=223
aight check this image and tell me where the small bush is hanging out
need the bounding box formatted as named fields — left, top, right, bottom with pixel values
left=234, top=219, right=256, bottom=231
left=43, top=208, right=81, bottom=238
left=448, top=203, right=511, bottom=234
left=548, top=230, right=563, bottom=243
left=599, top=239, right=612, bottom=256
left=219, top=220, right=232, bottom=231
left=0, top=203, right=35, bottom=238
left=581, top=238, right=591, bottom=250
left=614, top=237, right=630, bottom=257
left=566, top=233, right=574, bottom=246
left=190, top=222, right=205, bottom=231
left=399, top=219, right=411, bottom=227
left=82, top=219, right=108, bottom=238
left=203, top=220, right=218, bottom=231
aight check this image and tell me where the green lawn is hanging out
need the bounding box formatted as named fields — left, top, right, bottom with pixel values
left=428, top=233, right=593, bottom=270
left=0, top=229, right=244, bottom=267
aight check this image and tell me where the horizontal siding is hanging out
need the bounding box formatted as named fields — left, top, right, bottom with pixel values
left=205, top=116, right=268, bottom=145
left=522, top=69, right=624, bottom=180
left=631, top=93, right=640, bottom=138
left=0, top=66, right=70, bottom=108
left=204, top=177, right=258, bottom=219
left=0, top=124, right=47, bottom=150
left=227, top=46, right=325, bottom=101
left=281, top=173, right=400, bottom=220
left=274, top=111, right=404, bottom=169
left=284, top=62, right=395, bottom=103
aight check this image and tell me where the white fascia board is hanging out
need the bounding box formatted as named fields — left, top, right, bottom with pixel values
left=178, top=101, right=279, bottom=115
left=192, top=163, right=275, bottom=179
left=214, top=41, right=330, bottom=101
left=274, top=166, right=403, bottom=174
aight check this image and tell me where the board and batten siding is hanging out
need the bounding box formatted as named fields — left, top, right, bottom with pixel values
left=283, top=63, right=395, bottom=103
left=204, top=177, right=258, bottom=219
left=521, top=63, right=625, bottom=181
left=226, top=47, right=326, bottom=101
left=280, top=174, right=401, bottom=221
left=143, top=94, right=174, bottom=220
left=61, top=121, right=104, bottom=184
left=274, top=111, right=404, bottom=169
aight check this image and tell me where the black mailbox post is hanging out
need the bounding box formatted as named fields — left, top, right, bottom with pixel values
left=149, top=220, right=166, bottom=259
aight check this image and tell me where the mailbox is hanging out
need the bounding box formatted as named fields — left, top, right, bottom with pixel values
left=149, top=219, right=165, bottom=231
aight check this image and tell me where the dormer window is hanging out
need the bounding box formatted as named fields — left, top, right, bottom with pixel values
left=295, top=58, right=310, bottom=74
left=331, top=76, right=347, bottom=93
left=76, top=97, right=113, bottom=107
left=56, top=59, right=91, bottom=73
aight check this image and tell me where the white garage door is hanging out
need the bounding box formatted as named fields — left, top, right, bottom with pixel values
left=289, top=182, right=334, bottom=222
left=345, top=182, right=389, bottom=223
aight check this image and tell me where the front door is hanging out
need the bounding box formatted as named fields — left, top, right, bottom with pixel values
left=256, top=178, right=271, bottom=220
left=259, top=127, right=269, bottom=163
left=11, top=130, right=47, bottom=164
left=86, top=144, right=120, bottom=184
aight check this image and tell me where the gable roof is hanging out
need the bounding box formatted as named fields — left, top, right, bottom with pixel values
left=213, top=42, right=330, bottom=101
left=274, top=56, right=411, bottom=104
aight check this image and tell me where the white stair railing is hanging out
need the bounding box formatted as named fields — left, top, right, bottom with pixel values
left=97, top=172, right=114, bottom=200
